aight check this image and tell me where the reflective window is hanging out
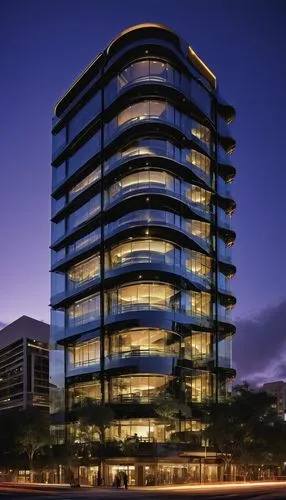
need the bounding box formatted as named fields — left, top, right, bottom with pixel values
left=49, top=345, right=65, bottom=415
left=185, top=332, right=212, bottom=361
left=218, top=271, right=232, bottom=293
left=53, top=127, right=67, bottom=153
left=68, top=380, right=101, bottom=408
left=184, top=250, right=212, bottom=281
left=67, top=338, right=100, bottom=369
left=51, top=219, right=65, bottom=243
left=67, top=254, right=100, bottom=290
left=52, top=195, right=66, bottom=216
left=105, top=59, right=180, bottom=104
left=68, top=293, right=100, bottom=328
left=218, top=336, right=232, bottom=368
left=218, top=207, right=231, bottom=229
left=109, top=375, right=172, bottom=404
left=185, top=370, right=213, bottom=402
left=52, top=162, right=66, bottom=188
left=51, top=271, right=65, bottom=296
left=68, top=194, right=100, bottom=230
left=69, top=93, right=101, bottom=141
left=68, top=132, right=100, bottom=176
left=192, top=80, right=212, bottom=119
left=51, top=247, right=66, bottom=265
left=105, top=328, right=180, bottom=358
left=69, top=166, right=101, bottom=201
left=217, top=176, right=232, bottom=198
left=104, top=139, right=176, bottom=172
left=68, top=228, right=100, bottom=256
left=119, top=60, right=178, bottom=88
left=217, top=237, right=232, bottom=263
left=51, top=309, right=65, bottom=340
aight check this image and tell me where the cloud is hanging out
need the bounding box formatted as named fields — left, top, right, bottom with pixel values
left=233, top=300, right=286, bottom=386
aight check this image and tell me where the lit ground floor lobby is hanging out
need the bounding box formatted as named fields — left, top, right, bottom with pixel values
left=54, top=456, right=224, bottom=486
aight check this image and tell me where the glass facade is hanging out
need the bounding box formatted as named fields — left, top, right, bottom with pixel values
left=104, top=138, right=211, bottom=183
left=51, top=24, right=236, bottom=485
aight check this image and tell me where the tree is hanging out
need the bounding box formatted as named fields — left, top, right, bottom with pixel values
left=74, top=398, right=114, bottom=485
left=154, top=391, right=192, bottom=440
left=204, top=383, right=281, bottom=478
left=16, top=408, right=50, bottom=482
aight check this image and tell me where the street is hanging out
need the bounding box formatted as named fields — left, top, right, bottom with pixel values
left=1, top=483, right=286, bottom=500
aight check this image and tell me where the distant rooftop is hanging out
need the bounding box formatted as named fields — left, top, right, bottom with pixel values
left=0, top=315, right=49, bottom=349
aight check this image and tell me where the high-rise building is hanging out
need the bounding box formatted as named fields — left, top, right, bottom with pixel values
left=50, top=23, right=236, bottom=485
left=0, top=316, right=49, bottom=412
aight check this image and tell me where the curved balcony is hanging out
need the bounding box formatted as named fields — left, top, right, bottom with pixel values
left=105, top=244, right=212, bottom=291
left=105, top=209, right=211, bottom=255
left=105, top=355, right=176, bottom=375
left=104, top=100, right=213, bottom=159
left=106, top=188, right=212, bottom=225
left=218, top=155, right=236, bottom=183
left=217, top=99, right=236, bottom=124
left=104, top=137, right=212, bottom=187
left=105, top=61, right=213, bottom=126
left=105, top=282, right=212, bottom=332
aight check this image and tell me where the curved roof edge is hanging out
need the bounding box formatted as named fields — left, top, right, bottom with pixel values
left=54, top=23, right=216, bottom=118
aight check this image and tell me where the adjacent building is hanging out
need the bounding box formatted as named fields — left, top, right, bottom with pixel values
left=263, top=381, right=286, bottom=420
left=50, top=23, right=236, bottom=485
left=0, top=316, right=49, bottom=411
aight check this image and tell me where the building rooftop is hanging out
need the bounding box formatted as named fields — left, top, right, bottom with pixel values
left=0, top=315, right=49, bottom=350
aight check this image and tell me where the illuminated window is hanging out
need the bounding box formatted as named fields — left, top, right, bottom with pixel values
left=185, top=150, right=211, bottom=178
left=68, top=380, right=101, bottom=408
left=105, top=328, right=180, bottom=357
left=107, top=418, right=169, bottom=442
left=186, top=185, right=211, bottom=209
left=185, top=250, right=211, bottom=280
left=69, top=167, right=101, bottom=201
left=115, top=100, right=167, bottom=130
left=187, top=220, right=211, bottom=243
left=67, top=254, right=100, bottom=289
left=106, top=239, right=175, bottom=269
left=106, top=171, right=174, bottom=203
left=68, top=228, right=100, bottom=255
left=185, top=371, right=213, bottom=402
left=191, top=121, right=211, bottom=146
left=68, top=338, right=100, bottom=369
left=68, top=293, right=100, bottom=328
left=109, top=374, right=172, bottom=404
left=185, top=332, right=212, bottom=361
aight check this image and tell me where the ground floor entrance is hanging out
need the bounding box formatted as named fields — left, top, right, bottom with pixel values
left=105, top=460, right=221, bottom=486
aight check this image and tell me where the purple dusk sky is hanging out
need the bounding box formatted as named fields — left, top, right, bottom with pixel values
left=1, top=0, right=286, bottom=381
